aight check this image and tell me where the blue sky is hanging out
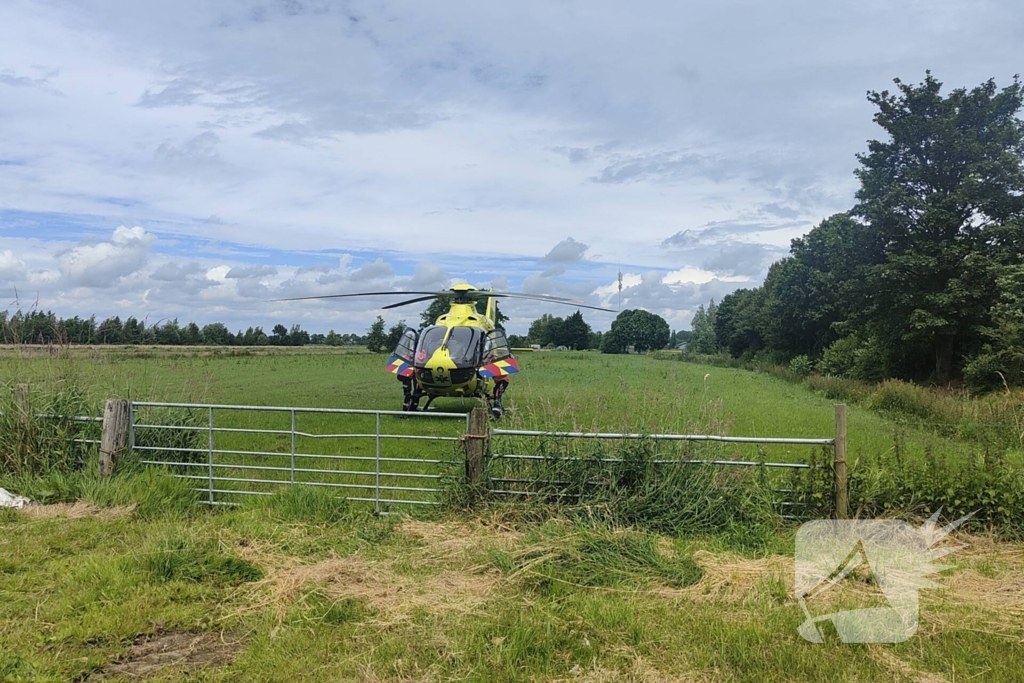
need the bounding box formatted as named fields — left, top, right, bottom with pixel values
left=1, top=0, right=1021, bottom=334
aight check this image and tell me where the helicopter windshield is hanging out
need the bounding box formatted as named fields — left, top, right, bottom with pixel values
left=446, top=327, right=483, bottom=366
left=414, top=326, right=447, bottom=366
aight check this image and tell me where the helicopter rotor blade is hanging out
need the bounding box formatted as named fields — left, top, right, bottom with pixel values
left=271, top=290, right=447, bottom=303
left=380, top=295, right=440, bottom=310
left=272, top=288, right=614, bottom=312
left=483, top=292, right=615, bottom=312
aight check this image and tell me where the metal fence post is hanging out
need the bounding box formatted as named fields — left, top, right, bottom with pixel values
left=290, top=409, right=296, bottom=485
left=127, top=402, right=135, bottom=451
left=375, top=412, right=381, bottom=515
left=834, top=404, right=848, bottom=519
left=207, top=407, right=215, bottom=505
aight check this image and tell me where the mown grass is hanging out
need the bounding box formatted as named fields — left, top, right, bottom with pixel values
left=1, top=476, right=1022, bottom=682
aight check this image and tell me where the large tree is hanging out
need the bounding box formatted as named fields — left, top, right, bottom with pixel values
left=561, top=310, right=592, bottom=350
left=365, top=316, right=388, bottom=353
left=714, top=289, right=766, bottom=358
left=853, top=73, right=1024, bottom=382
left=601, top=309, right=670, bottom=353
left=687, top=301, right=717, bottom=354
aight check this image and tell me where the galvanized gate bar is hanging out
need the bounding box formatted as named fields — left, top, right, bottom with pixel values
left=132, top=401, right=467, bottom=418
left=132, top=401, right=464, bottom=509
left=489, top=453, right=810, bottom=468
left=490, top=428, right=834, bottom=445
left=131, top=423, right=460, bottom=441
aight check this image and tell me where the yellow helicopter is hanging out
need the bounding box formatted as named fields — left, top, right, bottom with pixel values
left=279, top=284, right=611, bottom=418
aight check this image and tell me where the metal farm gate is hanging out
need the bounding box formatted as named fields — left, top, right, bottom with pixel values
left=129, top=401, right=469, bottom=512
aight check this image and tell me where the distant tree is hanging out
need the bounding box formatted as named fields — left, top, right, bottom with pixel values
left=182, top=321, right=202, bottom=345
left=61, top=316, right=96, bottom=344
left=366, top=316, right=388, bottom=352
left=201, top=322, right=230, bottom=345
left=714, top=289, right=766, bottom=358
left=561, top=310, right=592, bottom=350
left=601, top=309, right=670, bottom=353
left=325, top=330, right=341, bottom=346
left=507, top=333, right=529, bottom=347
left=688, top=301, right=718, bottom=354
left=122, top=317, right=143, bottom=344
left=96, top=316, right=123, bottom=344
left=528, top=314, right=565, bottom=347
left=289, top=324, right=310, bottom=346
left=270, top=324, right=289, bottom=346
left=155, top=319, right=181, bottom=345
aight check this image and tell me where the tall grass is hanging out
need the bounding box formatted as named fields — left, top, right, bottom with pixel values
left=0, top=377, right=94, bottom=476
left=790, top=435, right=1024, bottom=536
left=485, top=436, right=780, bottom=546
left=666, top=350, right=1024, bottom=453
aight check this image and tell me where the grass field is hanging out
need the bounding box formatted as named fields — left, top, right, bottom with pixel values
left=1, top=346, right=1023, bottom=682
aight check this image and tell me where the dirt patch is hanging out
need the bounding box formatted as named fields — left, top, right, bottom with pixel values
left=90, top=632, right=239, bottom=681
left=662, top=550, right=792, bottom=603
left=244, top=552, right=500, bottom=624
left=22, top=502, right=137, bottom=521
left=399, top=518, right=523, bottom=560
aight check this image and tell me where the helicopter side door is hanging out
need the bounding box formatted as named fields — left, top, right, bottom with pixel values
left=478, top=329, right=519, bottom=378
left=386, top=328, right=419, bottom=378
left=482, top=329, right=513, bottom=363
left=393, top=327, right=419, bottom=364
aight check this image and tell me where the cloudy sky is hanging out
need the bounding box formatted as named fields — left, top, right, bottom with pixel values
left=1, top=0, right=1021, bottom=334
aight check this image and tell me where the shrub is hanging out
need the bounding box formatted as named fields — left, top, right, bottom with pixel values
left=789, top=355, right=813, bottom=377
left=816, top=336, right=861, bottom=377
left=867, top=380, right=939, bottom=421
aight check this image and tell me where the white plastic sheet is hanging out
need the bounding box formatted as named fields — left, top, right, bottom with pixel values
left=0, top=487, right=31, bottom=509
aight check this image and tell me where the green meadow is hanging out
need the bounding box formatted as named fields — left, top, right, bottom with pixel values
left=1, top=346, right=1022, bottom=682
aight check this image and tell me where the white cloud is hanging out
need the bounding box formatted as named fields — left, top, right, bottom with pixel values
left=0, top=250, right=27, bottom=282
left=58, top=226, right=156, bottom=288
left=541, top=237, right=588, bottom=263
left=664, top=267, right=747, bottom=286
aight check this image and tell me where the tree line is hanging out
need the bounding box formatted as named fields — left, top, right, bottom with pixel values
left=0, top=310, right=367, bottom=347
left=363, top=307, right=686, bottom=354
left=687, top=74, right=1024, bottom=390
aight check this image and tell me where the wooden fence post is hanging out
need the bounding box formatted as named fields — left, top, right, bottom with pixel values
left=834, top=403, right=849, bottom=520
left=15, top=384, right=30, bottom=429
left=464, top=407, right=489, bottom=496
left=99, top=399, right=130, bottom=478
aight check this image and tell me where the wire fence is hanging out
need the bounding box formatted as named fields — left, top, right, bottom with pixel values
left=487, top=428, right=835, bottom=519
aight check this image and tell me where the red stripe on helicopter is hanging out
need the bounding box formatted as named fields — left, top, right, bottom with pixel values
left=385, top=354, right=415, bottom=377
left=478, top=356, right=519, bottom=378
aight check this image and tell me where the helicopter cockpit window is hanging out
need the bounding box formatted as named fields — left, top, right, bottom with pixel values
left=414, top=326, right=447, bottom=366
left=483, top=329, right=512, bottom=362
left=394, top=327, right=418, bottom=364
left=445, top=327, right=483, bottom=367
